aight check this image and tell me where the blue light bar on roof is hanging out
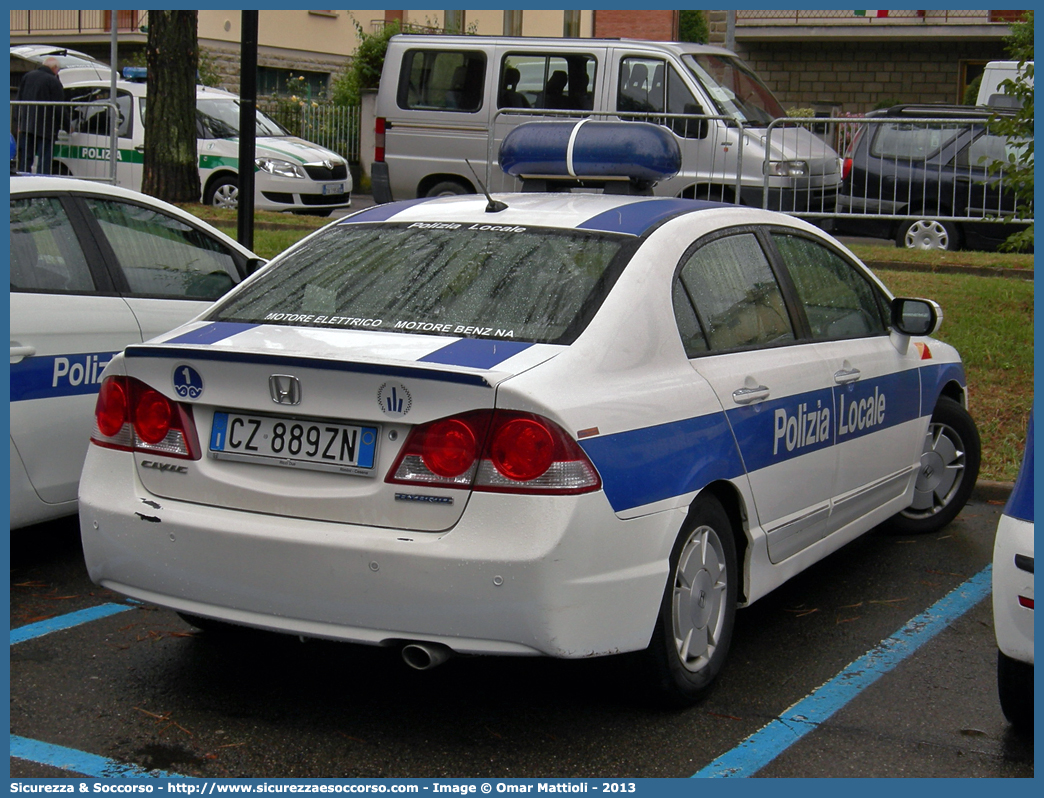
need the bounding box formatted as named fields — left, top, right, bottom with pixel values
left=499, top=121, right=681, bottom=183
left=122, top=66, right=147, bottom=81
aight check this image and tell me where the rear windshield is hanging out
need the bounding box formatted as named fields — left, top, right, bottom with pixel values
left=209, top=223, right=630, bottom=344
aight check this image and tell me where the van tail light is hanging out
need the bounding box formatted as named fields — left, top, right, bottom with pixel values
left=375, top=117, right=386, bottom=163
left=841, top=157, right=853, bottom=181
left=387, top=410, right=601, bottom=495
left=91, top=376, right=201, bottom=460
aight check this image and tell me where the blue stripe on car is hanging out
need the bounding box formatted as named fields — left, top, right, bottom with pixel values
left=164, top=322, right=259, bottom=346
left=123, top=346, right=494, bottom=388
left=577, top=198, right=720, bottom=236
left=419, top=339, right=534, bottom=369
left=584, top=369, right=927, bottom=514
left=337, top=197, right=437, bottom=224
left=1004, top=411, right=1033, bottom=524
left=10, top=351, right=118, bottom=402
left=727, top=370, right=922, bottom=473
left=581, top=411, right=743, bottom=513
left=917, top=361, right=967, bottom=416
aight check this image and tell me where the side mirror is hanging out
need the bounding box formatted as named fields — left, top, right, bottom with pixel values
left=890, top=297, right=942, bottom=336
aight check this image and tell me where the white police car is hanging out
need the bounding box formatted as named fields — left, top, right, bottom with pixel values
left=57, top=76, right=352, bottom=214
left=10, top=175, right=263, bottom=529
left=78, top=123, right=981, bottom=703
left=993, top=411, right=1033, bottom=732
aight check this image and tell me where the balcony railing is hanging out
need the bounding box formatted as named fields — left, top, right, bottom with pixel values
left=10, top=10, right=147, bottom=35
left=737, top=10, right=1027, bottom=26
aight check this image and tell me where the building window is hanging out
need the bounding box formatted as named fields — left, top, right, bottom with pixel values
left=444, top=10, right=465, bottom=34
left=563, top=10, right=581, bottom=38
left=504, top=10, right=523, bottom=37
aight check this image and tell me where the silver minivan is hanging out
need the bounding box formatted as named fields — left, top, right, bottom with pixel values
left=372, top=35, right=840, bottom=212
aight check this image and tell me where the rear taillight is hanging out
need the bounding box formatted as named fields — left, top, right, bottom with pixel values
left=375, top=117, right=386, bottom=163
left=841, top=157, right=853, bottom=181
left=91, top=376, right=200, bottom=460
left=387, top=410, right=601, bottom=495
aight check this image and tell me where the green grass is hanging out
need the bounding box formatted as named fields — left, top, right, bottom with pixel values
left=179, top=204, right=1033, bottom=482
left=877, top=269, right=1033, bottom=482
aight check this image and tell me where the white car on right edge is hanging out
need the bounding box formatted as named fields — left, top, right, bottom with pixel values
left=993, top=410, right=1034, bottom=732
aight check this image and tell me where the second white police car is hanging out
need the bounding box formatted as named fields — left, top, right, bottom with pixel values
left=79, top=123, right=981, bottom=703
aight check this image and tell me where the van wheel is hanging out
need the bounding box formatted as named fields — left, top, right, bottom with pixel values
left=885, top=397, right=980, bottom=534
left=896, top=217, right=961, bottom=250
left=646, top=495, right=737, bottom=706
left=424, top=180, right=470, bottom=198
left=205, top=175, right=239, bottom=209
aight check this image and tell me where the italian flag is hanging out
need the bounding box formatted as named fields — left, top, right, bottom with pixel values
left=855, top=10, right=889, bottom=17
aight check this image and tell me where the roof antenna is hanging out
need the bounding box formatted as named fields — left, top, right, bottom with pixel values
left=465, top=159, right=508, bottom=213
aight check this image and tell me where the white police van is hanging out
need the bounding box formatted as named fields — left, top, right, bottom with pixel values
left=79, top=122, right=979, bottom=704
left=56, top=73, right=352, bottom=214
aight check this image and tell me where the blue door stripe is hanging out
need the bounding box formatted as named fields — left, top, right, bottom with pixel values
left=692, top=566, right=993, bottom=778
left=10, top=735, right=181, bottom=779
left=10, top=603, right=135, bottom=645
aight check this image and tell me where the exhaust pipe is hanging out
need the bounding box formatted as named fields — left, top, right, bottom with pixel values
left=401, top=641, right=454, bottom=671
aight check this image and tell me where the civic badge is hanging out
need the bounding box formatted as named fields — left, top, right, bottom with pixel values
left=269, top=375, right=302, bottom=406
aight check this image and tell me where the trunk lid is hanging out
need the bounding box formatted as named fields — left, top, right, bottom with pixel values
left=124, top=322, right=563, bottom=532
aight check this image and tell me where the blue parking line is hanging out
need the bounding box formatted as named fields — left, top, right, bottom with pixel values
left=10, top=735, right=180, bottom=778
left=693, top=565, right=993, bottom=778
left=10, top=602, right=135, bottom=645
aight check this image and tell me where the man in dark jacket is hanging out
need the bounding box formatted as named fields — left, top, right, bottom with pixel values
left=16, top=58, right=65, bottom=174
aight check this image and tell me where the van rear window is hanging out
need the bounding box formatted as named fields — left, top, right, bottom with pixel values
left=209, top=223, right=629, bottom=344
left=397, top=50, right=486, bottom=113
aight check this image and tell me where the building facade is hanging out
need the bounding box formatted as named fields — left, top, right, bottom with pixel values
left=10, top=9, right=1026, bottom=111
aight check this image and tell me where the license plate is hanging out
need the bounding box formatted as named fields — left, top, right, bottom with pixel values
left=209, top=411, right=378, bottom=476
left=322, top=182, right=345, bottom=195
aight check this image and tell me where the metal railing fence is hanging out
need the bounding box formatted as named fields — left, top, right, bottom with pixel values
left=11, top=100, right=119, bottom=183
left=260, top=100, right=361, bottom=164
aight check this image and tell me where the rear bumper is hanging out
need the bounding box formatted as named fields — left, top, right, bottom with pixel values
left=79, top=445, right=677, bottom=658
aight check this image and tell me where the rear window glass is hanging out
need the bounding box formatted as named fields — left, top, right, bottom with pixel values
left=397, top=49, right=486, bottom=112
left=870, top=123, right=964, bottom=159
left=209, top=223, right=629, bottom=344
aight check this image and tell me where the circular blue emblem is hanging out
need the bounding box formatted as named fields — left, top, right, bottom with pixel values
left=173, top=365, right=204, bottom=400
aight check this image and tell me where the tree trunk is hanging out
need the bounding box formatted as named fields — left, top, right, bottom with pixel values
left=142, top=10, right=200, bottom=203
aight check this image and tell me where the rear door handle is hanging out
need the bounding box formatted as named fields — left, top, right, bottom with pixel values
left=834, top=367, right=861, bottom=385
left=732, top=385, right=770, bottom=405
left=10, top=345, right=36, bottom=363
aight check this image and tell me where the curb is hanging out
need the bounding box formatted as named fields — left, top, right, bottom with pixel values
left=973, top=479, right=1014, bottom=503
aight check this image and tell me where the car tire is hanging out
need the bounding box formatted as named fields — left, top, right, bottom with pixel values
left=997, top=650, right=1034, bottom=732
left=646, top=495, right=737, bottom=706
left=896, top=217, right=961, bottom=251
left=886, top=396, right=981, bottom=534
left=205, top=175, right=239, bottom=209
left=424, top=180, right=470, bottom=198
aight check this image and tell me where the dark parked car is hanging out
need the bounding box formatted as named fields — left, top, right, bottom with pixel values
left=836, top=104, right=1028, bottom=251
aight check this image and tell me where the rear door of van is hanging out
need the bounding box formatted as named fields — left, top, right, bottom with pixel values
left=381, top=43, right=493, bottom=200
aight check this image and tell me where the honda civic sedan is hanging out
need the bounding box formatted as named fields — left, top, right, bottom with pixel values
left=78, top=124, right=981, bottom=704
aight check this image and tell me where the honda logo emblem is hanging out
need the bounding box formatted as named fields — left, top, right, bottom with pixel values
left=269, top=375, right=302, bottom=406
